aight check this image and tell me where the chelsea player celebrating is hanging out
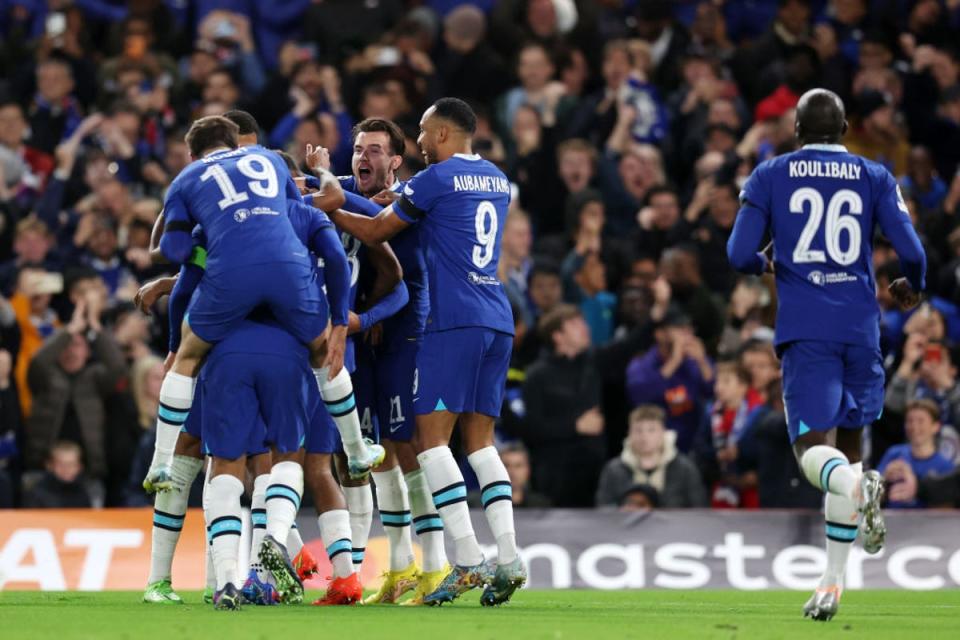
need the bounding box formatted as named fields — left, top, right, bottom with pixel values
left=727, top=89, right=926, bottom=621
left=328, top=98, right=525, bottom=606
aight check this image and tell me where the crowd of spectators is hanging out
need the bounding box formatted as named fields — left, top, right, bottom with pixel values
left=2, top=0, right=960, bottom=511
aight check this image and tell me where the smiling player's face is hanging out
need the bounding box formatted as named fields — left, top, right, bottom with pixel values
left=417, top=107, right=441, bottom=166
left=353, top=130, right=398, bottom=195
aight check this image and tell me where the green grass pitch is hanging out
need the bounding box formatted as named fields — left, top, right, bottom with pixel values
left=2, top=590, right=959, bottom=639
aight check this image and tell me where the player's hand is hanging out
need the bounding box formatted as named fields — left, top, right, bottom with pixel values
left=163, top=351, right=176, bottom=374
left=135, top=277, right=172, bottom=315
left=889, top=277, right=921, bottom=310
left=347, top=311, right=362, bottom=335
left=575, top=407, right=604, bottom=436
left=762, top=242, right=775, bottom=274
left=323, top=324, right=348, bottom=379
left=305, top=143, right=331, bottom=173
left=364, top=322, right=383, bottom=346
left=372, top=189, right=400, bottom=206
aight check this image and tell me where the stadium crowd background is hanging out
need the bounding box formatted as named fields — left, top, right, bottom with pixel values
left=1, top=0, right=960, bottom=513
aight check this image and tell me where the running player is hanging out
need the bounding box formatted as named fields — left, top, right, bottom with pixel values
left=727, top=88, right=926, bottom=621
left=327, top=98, right=525, bottom=606
left=310, top=119, right=450, bottom=604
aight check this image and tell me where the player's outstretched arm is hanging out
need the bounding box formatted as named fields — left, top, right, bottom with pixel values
left=357, top=281, right=409, bottom=334
left=134, top=275, right=177, bottom=315
left=328, top=205, right=409, bottom=246
left=167, top=263, right=203, bottom=353
left=310, top=224, right=351, bottom=327
left=876, top=174, right=927, bottom=298
left=726, top=203, right=769, bottom=275
left=363, top=240, right=403, bottom=305
left=148, top=210, right=169, bottom=264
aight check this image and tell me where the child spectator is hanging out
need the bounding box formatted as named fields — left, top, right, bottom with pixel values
left=566, top=251, right=617, bottom=345
left=879, top=399, right=956, bottom=508
left=707, top=360, right=761, bottom=508
left=22, top=441, right=93, bottom=508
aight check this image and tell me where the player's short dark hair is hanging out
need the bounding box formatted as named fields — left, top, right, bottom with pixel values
left=352, top=118, right=405, bottom=156
left=907, top=398, right=941, bottom=423
left=432, top=97, right=477, bottom=135
left=273, top=149, right=302, bottom=176
left=185, top=115, right=239, bottom=157
left=537, top=303, right=581, bottom=343
left=222, top=109, right=259, bottom=136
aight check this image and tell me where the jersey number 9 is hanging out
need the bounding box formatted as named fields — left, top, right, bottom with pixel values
left=472, top=201, right=498, bottom=269
left=790, top=188, right=862, bottom=266
left=200, top=154, right=279, bottom=210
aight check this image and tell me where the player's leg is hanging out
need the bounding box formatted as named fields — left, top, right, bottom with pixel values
left=258, top=449, right=306, bottom=605
left=334, top=455, right=374, bottom=573
left=304, top=402, right=363, bottom=606
left=372, top=343, right=450, bottom=605
left=364, top=347, right=420, bottom=604
left=307, top=454, right=362, bottom=606
left=200, top=352, right=262, bottom=610
left=839, top=345, right=887, bottom=556
left=312, top=337, right=385, bottom=478
left=206, top=456, right=246, bottom=611
left=144, top=430, right=203, bottom=604
left=256, top=357, right=314, bottom=604
left=240, top=451, right=278, bottom=606
left=200, top=457, right=215, bottom=604
left=785, top=342, right=862, bottom=502
left=144, top=323, right=211, bottom=493
left=462, top=329, right=525, bottom=606
left=401, top=439, right=450, bottom=606
left=363, top=445, right=419, bottom=605
left=784, top=341, right=866, bottom=621
left=413, top=329, right=493, bottom=605
left=275, top=269, right=385, bottom=478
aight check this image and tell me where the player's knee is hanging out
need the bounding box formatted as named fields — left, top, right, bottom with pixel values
left=792, top=431, right=830, bottom=464
left=175, top=432, right=202, bottom=458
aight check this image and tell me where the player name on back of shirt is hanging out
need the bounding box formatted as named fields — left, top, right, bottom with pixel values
left=452, top=174, right=510, bottom=194
left=788, top=159, right=862, bottom=180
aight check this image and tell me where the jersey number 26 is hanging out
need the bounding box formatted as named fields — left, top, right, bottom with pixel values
left=790, top=188, right=862, bottom=266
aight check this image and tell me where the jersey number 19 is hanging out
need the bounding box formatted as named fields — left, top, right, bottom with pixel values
left=200, top=154, right=279, bottom=210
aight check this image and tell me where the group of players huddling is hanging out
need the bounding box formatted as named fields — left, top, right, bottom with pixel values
left=135, top=87, right=927, bottom=621
left=137, top=97, right=524, bottom=610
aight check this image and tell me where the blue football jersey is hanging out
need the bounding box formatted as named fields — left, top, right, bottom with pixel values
left=394, top=154, right=514, bottom=335
left=162, top=144, right=309, bottom=277
left=734, top=144, right=926, bottom=349
left=340, top=177, right=429, bottom=346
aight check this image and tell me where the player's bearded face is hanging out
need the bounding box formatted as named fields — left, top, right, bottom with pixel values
left=353, top=132, right=397, bottom=194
